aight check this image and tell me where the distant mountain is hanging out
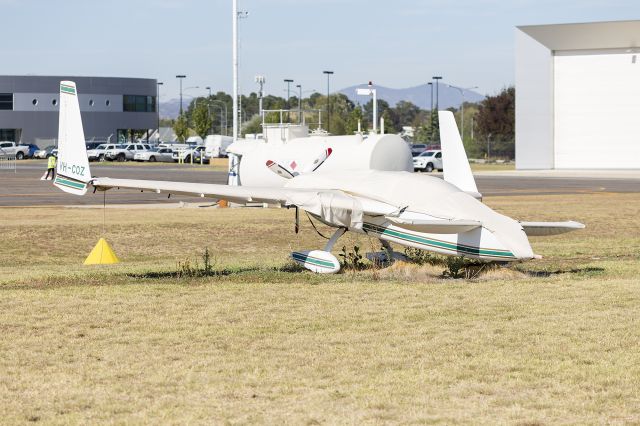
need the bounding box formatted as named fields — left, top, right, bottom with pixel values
left=159, top=84, right=485, bottom=119
left=159, top=96, right=194, bottom=120
left=339, top=83, right=485, bottom=110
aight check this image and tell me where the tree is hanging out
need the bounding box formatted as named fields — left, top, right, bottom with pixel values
left=475, top=87, right=515, bottom=159
left=173, top=113, right=188, bottom=143
left=192, top=101, right=213, bottom=140
left=394, top=101, right=420, bottom=128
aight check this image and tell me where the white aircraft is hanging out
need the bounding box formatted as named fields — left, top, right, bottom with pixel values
left=54, top=81, right=584, bottom=273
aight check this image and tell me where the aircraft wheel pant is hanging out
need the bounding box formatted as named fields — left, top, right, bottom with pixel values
left=291, top=228, right=345, bottom=273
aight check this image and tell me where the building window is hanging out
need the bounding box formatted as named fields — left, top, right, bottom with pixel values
left=89, top=99, right=94, bottom=106
left=0, top=93, right=12, bottom=110
left=123, top=95, right=156, bottom=112
left=32, top=99, right=38, bottom=106
left=106, top=99, right=110, bottom=107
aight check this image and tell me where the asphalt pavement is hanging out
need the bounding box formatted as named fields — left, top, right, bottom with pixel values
left=0, top=161, right=637, bottom=207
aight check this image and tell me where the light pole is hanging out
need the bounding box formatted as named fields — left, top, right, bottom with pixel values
left=427, top=82, right=433, bottom=111
left=323, top=70, right=333, bottom=133
left=448, top=84, right=478, bottom=141
left=255, top=75, right=265, bottom=116
left=182, top=86, right=199, bottom=114
left=284, top=79, right=293, bottom=109
left=207, top=99, right=228, bottom=136
left=204, top=87, right=214, bottom=135
left=176, top=75, right=186, bottom=115
left=432, top=76, right=442, bottom=110
left=296, top=84, right=302, bottom=123
left=156, top=81, right=163, bottom=143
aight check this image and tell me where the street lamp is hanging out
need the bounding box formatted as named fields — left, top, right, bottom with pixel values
left=176, top=75, right=186, bottom=114
left=448, top=84, right=478, bottom=141
left=432, top=76, right=442, bottom=110
left=255, top=75, right=265, bottom=116
left=427, top=82, right=433, bottom=111
left=156, top=81, right=163, bottom=143
left=205, top=86, right=212, bottom=98
left=295, top=84, right=302, bottom=123
left=284, top=79, right=293, bottom=109
left=323, top=70, right=334, bottom=133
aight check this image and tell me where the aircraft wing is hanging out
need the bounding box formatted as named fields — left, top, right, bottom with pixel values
left=93, top=177, right=297, bottom=205
left=385, top=217, right=482, bottom=234
left=519, top=221, right=585, bottom=236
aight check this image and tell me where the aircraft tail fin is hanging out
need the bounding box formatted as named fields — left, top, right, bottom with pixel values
left=54, top=81, right=91, bottom=195
left=438, top=111, right=480, bottom=198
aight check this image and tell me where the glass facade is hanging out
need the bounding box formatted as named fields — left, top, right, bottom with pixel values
left=0, top=93, right=13, bottom=110
left=0, top=129, right=16, bottom=141
left=123, top=95, right=156, bottom=112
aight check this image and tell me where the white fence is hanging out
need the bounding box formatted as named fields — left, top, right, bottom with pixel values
left=0, top=154, right=16, bottom=173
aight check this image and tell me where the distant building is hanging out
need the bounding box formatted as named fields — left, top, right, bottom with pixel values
left=516, top=21, right=640, bottom=169
left=0, top=75, right=158, bottom=145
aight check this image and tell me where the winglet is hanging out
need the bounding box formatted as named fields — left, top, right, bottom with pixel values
left=438, top=111, right=479, bottom=197
left=54, top=81, right=91, bottom=195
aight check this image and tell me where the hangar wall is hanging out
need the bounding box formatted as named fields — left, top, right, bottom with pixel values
left=515, top=30, right=554, bottom=169
left=516, top=21, right=640, bottom=170
left=554, top=52, right=640, bottom=168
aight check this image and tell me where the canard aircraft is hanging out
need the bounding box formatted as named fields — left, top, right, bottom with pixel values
left=54, top=81, right=584, bottom=273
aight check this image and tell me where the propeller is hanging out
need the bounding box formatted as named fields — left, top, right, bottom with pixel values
left=265, top=147, right=333, bottom=179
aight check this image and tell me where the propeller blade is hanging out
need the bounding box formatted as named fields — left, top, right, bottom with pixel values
left=266, top=160, right=295, bottom=179
left=302, top=147, right=333, bottom=173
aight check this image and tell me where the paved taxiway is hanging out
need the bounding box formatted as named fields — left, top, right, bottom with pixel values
left=0, top=162, right=638, bottom=207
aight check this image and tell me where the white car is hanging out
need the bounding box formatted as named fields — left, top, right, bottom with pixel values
left=87, top=143, right=119, bottom=162
left=134, top=148, right=174, bottom=162
left=172, top=145, right=208, bottom=163
left=413, top=150, right=443, bottom=172
left=105, top=143, right=152, bottom=162
left=0, top=141, right=30, bottom=159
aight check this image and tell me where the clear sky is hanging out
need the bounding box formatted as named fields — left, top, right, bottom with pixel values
left=3, top=0, right=640, bottom=100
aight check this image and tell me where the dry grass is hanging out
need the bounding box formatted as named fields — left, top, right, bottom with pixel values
left=0, top=193, right=639, bottom=424
left=470, top=162, right=515, bottom=172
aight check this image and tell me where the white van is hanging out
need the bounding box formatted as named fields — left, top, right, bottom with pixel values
left=204, top=135, right=234, bottom=158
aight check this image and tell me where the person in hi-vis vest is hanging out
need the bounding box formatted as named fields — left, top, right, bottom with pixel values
left=43, top=154, right=56, bottom=180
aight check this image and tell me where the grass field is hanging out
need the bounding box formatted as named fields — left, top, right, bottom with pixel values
left=1, top=192, right=639, bottom=424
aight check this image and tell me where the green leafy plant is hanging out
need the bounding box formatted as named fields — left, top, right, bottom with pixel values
left=442, top=256, right=488, bottom=279
left=176, top=248, right=217, bottom=278
left=339, top=245, right=366, bottom=271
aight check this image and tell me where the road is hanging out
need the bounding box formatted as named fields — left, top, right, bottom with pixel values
left=0, top=162, right=638, bottom=207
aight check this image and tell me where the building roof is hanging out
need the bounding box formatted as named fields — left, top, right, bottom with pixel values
left=517, top=20, right=640, bottom=51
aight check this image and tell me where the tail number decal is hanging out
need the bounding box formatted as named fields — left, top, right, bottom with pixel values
left=58, top=161, right=86, bottom=177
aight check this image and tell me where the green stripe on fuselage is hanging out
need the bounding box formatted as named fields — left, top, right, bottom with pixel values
left=363, top=223, right=515, bottom=259
left=292, top=252, right=335, bottom=268
left=54, top=176, right=86, bottom=190
left=60, top=85, right=76, bottom=95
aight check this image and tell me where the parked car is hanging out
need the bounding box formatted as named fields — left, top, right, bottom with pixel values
left=87, top=144, right=120, bottom=162
left=0, top=141, right=30, bottom=159
left=413, top=150, right=443, bottom=172
left=172, top=145, right=209, bottom=163
left=24, top=144, right=40, bottom=158
left=85, top=142, right=102, bottom=151
left=105, top=143, right=152, bottom=162
left=34, top=145, right=55, bottom=159
left=410, top=143, right=428, bottom=157
left=134, top=147, right=174, bottom=162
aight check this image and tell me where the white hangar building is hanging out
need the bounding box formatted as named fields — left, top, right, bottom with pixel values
left=516, top=21, right=640, bottom=169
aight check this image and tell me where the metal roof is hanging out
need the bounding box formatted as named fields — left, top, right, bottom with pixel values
left=517, top=20, right=640, bottom=51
